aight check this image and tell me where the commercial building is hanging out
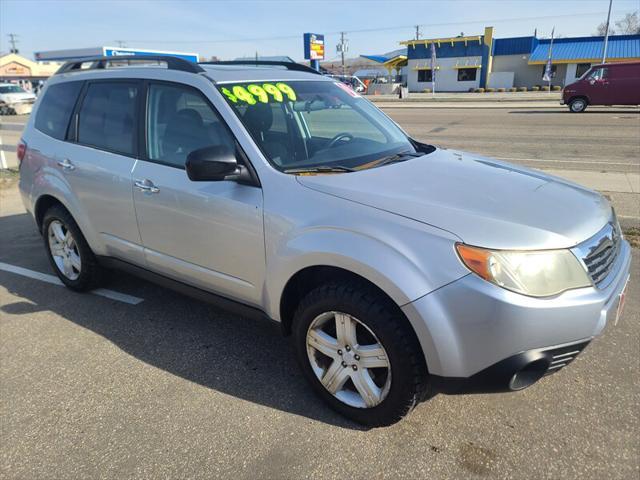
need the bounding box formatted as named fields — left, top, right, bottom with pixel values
left=0, top=53, right=61, bottom=82
left=363, top=29, right=640, bottom=92
left=34, top=46, right=199, bottom=63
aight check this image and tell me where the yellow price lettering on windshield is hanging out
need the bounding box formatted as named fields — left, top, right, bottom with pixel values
left=247, top=84, right=269, bottom=103
left=222, top=82, right=297, bottom=104
left=232, top=86, right=256, bottom=105
left=262, top=83, right=283, bottom=102
left=220, top=87, right=238, bottom=103
left=276, top=83, right=296, bottom=101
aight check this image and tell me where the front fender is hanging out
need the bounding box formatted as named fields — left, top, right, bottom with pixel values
left=264, top=221, right=468, bottom=321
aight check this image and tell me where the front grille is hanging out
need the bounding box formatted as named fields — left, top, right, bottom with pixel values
left=576, top=221, right=621, bottom=288
left=543, top=341, right=589, bottom=376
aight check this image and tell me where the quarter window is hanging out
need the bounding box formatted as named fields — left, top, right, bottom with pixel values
left=457, top=68, right=477, bottom=82
left=34, top=82, right=83, bottom=140
left=417, top=70, right=433, bottom=82
left=146, top=83, right=236, bottom=168
left=77, top=82, right=139, bottom=156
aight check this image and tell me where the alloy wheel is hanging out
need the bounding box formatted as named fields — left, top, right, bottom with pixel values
left=306, top=311, right=391, bottom=408
left=48, top=220, right=82, bottom=281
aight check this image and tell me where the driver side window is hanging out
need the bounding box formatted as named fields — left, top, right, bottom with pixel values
left=147, top=83, right=236, bottom=168
left=589, top=68, right=608, bottom=81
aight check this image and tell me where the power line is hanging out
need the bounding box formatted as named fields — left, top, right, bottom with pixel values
left=119, top=11, right=608, bottom=44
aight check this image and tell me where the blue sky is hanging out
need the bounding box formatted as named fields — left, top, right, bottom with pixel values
left=1, top=0, right=638, bottom=61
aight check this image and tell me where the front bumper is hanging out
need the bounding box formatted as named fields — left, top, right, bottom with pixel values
left=402, top=239, right=631, bottom=387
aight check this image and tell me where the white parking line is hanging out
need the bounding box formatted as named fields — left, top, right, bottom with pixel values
left=0, top=136, right=7, bottom=169
left=0, top=261, right=144, bottom=305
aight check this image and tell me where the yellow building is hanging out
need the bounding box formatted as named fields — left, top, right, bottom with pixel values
left=0, top=53, right=62, bottom=82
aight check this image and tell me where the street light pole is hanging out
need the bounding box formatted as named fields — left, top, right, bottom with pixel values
left=602, top=0, right=613, bottom=63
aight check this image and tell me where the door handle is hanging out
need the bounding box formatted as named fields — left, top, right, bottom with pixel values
left=56, top=158, right=75, bottom=171
left=134, top=179, right=160, bottom=194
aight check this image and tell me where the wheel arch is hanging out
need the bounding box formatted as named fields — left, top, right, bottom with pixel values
left=34, top=194, right=68, bottom=233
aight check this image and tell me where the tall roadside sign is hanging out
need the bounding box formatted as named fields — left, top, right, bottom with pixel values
left=303, top=33, right=325, bottom=71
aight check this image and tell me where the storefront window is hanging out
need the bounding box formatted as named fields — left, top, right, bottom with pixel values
left=417, top=70, right=433, bottom=82
left=457, top=68, right=477, bottom=82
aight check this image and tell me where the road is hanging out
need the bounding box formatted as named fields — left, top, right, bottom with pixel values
left=1, top=181, right=639, bottom=478
left=383, top=107, right=640, bottom=174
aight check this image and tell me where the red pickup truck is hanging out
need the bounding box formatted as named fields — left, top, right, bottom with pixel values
left=562, top=61, right=640, bottom=112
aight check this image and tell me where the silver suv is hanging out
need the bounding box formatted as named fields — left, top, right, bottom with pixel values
left=18, top=56, right=631, bottom=426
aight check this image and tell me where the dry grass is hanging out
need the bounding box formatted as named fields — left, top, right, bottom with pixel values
left=624, top=227, right=640, bottom=249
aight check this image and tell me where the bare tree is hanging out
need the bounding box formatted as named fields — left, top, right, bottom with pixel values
left=594, top=21, right=615, bottom=36
left=615, top=11, right=640, bottom=34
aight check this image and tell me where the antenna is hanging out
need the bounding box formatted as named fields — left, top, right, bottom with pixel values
left=415, top=25, right=421, bottom=40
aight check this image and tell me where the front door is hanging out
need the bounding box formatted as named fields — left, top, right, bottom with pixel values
left=131, top=81, right=265, bottom=306
left=582, top=67, right=610, bottom=105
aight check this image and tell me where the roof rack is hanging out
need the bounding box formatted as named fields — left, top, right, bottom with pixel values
left=200, top=60, right=321, bottom=75
left=55, top=55, right=205, bottom=75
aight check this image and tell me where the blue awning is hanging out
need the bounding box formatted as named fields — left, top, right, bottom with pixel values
left=529, top=34, right=640, bottom=63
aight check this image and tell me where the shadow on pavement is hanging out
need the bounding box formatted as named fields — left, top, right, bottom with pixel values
left=0, top=211, right=364, bottom=430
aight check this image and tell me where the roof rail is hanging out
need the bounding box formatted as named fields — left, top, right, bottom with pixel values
left=200, top=60, right=321, bottom=75
left=55, top=55, right=205, bottom=75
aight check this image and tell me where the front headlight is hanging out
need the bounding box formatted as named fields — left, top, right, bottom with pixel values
left=456, top=244, right=592, bottom=297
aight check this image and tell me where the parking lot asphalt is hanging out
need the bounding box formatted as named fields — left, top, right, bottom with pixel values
left=1, top=173, right=639, bottom=479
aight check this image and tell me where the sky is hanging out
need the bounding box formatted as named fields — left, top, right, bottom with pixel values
left=1, top=0, right=638, bottom=62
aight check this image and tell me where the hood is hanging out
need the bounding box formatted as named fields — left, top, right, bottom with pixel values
left=297, top=149, right=611, bottom=250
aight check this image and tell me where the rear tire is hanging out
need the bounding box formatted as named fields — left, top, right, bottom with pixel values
left=42, top=205, right=103, bottom=291
left=569, top=97, right=587, bottom=113
left=292, top=281, right=429, bottom=427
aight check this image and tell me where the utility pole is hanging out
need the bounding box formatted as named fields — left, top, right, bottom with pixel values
left=602, top=0, right=613, bottom=63
left=337, top=32, right=348, bottom=76
left=8, top=33, right=19, bottom=54
left=415, top=25, right=421, bottom=40
left=115, top=40, right=127, bottom=48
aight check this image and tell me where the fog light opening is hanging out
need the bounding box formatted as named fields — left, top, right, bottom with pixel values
left=509, top=359, right=548, bottom=391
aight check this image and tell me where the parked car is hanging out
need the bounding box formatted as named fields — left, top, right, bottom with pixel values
left=0, top=83, right=37, bottom=115
left=562, top=61, right=640, bottom=112
left=18, top=57, right=631, bottom=426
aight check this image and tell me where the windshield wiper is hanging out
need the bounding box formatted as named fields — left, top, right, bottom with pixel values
left=374, top=151, right=423, bottom=168
left=284, top=165, right=356, bottom=174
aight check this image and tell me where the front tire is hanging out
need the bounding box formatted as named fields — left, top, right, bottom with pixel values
left=292, top=281, right=428, bottom=427
left=43, top=205, right=103, bottom=291
left=569, top=97, right=587, bottom=113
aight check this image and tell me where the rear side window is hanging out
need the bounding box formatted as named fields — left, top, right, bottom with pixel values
left=34, top=82, right=83, bottom=140
left=78, top=82, right=139, bottom=156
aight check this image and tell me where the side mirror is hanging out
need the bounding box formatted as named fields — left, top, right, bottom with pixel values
left=186, top=145, right=239, bottom=181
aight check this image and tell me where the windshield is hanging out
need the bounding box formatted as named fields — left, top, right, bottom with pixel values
left=217, top=80, right=418, bottom=172
left=0, top=85, right=27, bottom=94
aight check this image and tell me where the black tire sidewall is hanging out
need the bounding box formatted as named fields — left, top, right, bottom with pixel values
left=292, top=283, right=426, bottom=427
left=42, top=206, right=101, bottom=291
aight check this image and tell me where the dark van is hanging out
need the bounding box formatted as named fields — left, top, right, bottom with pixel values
left=562, top=61, right=640, bottom=112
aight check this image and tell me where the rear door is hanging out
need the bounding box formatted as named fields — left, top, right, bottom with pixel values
left=64, top=79, right=144, bottom=264
left=131, top=81, right=265, bottom=306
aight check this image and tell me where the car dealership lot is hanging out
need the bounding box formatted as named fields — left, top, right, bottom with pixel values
left=1, top=177, right=639, bottom=478
left=2, top=105, right=640, bottom=479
